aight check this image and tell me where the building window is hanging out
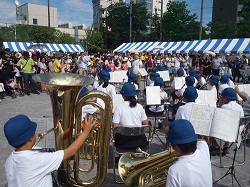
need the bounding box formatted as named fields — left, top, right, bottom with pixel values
left=33, top=18, right=38, bottom=25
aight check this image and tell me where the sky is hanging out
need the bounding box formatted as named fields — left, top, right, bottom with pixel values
left=0, top=0, right=212, bottom=28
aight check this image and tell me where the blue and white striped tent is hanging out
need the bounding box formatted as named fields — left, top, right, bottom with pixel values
left=113, top=38, right=250, bottom=54
left=3, top=42, right=85, bottom=53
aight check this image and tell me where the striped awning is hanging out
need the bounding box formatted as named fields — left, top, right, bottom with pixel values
left=113, top=38, right=250, bottom=54
left=3, top=42, right=85, bottom=53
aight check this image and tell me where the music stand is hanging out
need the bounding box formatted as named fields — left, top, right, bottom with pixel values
left=146, top=86, right=166, bottom=147
left=213, top=117, right=247, bottom=187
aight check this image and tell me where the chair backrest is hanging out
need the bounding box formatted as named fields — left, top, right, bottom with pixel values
left=113, top=125, right=151, bottom=137
left=240, top=116, right=250, bottom=126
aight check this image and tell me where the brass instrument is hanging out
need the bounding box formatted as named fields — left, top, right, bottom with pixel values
left=33, top=73, right=113, bottom=187
left=118, top=150, right=179, bottom=186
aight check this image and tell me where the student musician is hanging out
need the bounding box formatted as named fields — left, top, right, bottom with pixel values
left=224, top=72, right=235, bottom=89
left=112, top=83, right=148, bottom=151
left=96, top=69, right=116, bottom=97
left=127, top=70, right=139, bottom=90
left=207, top=75, right=219, bottom=101
left=175, top=86, right=198, bottom=120
left=166, top=119, right=212, bottom=187
left=218, top=75, right=229, bottom=95
left=195, top=73, right=206, bottom=89
left=210, top=88, right=244, bottom=156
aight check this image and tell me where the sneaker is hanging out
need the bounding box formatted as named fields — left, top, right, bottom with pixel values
left=33, top=91, right=40, bottom=94
left=209, top=146, right=221, bottom=156
left=222, top=147, right=230, bottom=155
left=26, top=92, right=31, bottom=96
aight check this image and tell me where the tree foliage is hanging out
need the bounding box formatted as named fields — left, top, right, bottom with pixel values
left=85, top=30, right=105, bottom=53
left=206, top=22, right=237, bottom=39
left=161, top=1, right=206, bottom=41
left=0, top=25, right=76, bottom=43
left=104, top=2, right=150, bottom=49
left=236, top=0, right=250, bottom=37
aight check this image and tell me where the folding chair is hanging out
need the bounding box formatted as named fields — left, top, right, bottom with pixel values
left=217, top=116, right=250, bottom=168
left=112, top=125, right=151, bottom=183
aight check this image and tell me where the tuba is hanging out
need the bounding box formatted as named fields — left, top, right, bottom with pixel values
left=118, top=150, right=179, bottom=186
left=33, top=73, right=113, bottom=186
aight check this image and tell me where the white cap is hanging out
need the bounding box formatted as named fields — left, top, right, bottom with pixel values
left=122, top=57, right=128, bottom=61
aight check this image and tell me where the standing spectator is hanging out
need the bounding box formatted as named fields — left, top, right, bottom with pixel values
left=211, top=53, right=223, bottom=75
left=131, top=52, right=142, bottom=84
left=52, top=56, right=61, bottom=73
left=232, top=56, right=242, bottom=83
left=16, top=51, right=40, bottom=95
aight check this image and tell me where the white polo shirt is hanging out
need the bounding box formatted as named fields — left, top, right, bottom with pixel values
left=218, top=83, right=229, bottom=94
left=166, top=141, right=212, bottom=187
left=113, top=101, right=147, bottom=127
left=5, top=150, right=64, bottom=187
left=97, top=83, right=116, bottom=97
left=221, top=101, right=244, bottom=117
left=132, top=59, right=142, bottom=74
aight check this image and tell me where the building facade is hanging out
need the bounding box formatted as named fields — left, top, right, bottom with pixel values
left=16, top=3, right=58, bottom=27
left=212, top=0, right=243, bottom=25
left=135, top=0, right=169, bottom=16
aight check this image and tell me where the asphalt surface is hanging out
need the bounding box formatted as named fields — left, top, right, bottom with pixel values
left=1, top=91, right=250, bottom=187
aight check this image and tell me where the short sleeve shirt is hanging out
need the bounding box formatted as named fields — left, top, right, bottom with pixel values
left=5, top=150, right=64, bottom=187
left=113, top=101, right=147, bottom=126
left=17, top=58, right=34, bottom=73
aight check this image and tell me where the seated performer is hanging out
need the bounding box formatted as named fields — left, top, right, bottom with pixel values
left=127, top=70, right=139, bottom=90
left=218, top=74, right=229, bottom=95
left=112, top=83, right=148, bottom=149
left=210, top=88, right=244, bottom=156
left=166, top=119, right=212, bottom=187
left=207, top=75, right=219, bottom=101
left=175, top=86, right=198, bottom=120
left=96, top=69, right=116, bottom=97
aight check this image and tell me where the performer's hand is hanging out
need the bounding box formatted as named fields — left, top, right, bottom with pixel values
left=81, top=116, right=94, bottom=133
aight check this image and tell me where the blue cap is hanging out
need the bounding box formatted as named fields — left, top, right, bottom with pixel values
left=120, top=82, right=136, bottom=97
left=167, top=119, right=198, bottom=144
left=152, top=73, right=160, bottom=79
left=99, top=70, right=110, bottom=80
left=221, top=88, right=236, bottom=100
left=4, top=115, right=37, bottom=147
left=209, top=75, right=220, bottom=84
left=127, top=71, right=137, bottom=82
left=195, top=73, right=201, bottom=80
left=154, top=77, right=164, bottom=85
left=183, top=86, right=198, bottom=101
left=79, top=87, right=89, bottom=97
left=177, top=68, right=184, bottom=76
left=104, top=66, right=112, bottom=72
left=224, top=73, right=231, bottom=78
left=189, top=69, right=196, bottom=76
left=220, top=75, right=228, bottom=84
left=180, top=63, right=184, bottom=67
left=152, top=67, right=158, bottom=73
left=185, top=76, right=195, bottom=86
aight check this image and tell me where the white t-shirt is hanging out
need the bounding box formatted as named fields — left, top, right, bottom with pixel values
left=166, top=141, right=212, bottom=187
left=5, top=150, right=64, bottom=187
left=132, top=59, right=142, bottom=74
left=218, top=83, right=229, bottom=94
left=228, top=79, right=235, bottom=89
left=221, top=101, right=244, bottom=117
left=82, top=105, right=98, bottom=120
left=113, top=101, right=147, bottom=127
left=175, top=102, right=194, bottom=120
left=97, top=83, right=116, bottom=97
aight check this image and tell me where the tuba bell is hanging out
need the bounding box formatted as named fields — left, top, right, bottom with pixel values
left=33, top=73, right=113, bottom=187
left=118, top=150, right=179, bottom=186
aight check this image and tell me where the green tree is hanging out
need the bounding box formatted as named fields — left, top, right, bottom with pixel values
left=104, top=2, right=150, bottom=49
left=236, top=0, right=250, bottom=37
left=86, top=30, right=105, bottom=53
left=149, top=13, right=160, bottom=41
left=206, top=22, right=236, bottom=39
left=161, top=1, right=206, bottom=41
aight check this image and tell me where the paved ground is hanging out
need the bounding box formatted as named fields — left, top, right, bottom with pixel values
left=1, top=92, right=250, bottom=187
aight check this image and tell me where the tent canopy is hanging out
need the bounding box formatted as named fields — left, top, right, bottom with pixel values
left=3, top=42, right=85, bottom=53
left=113, top=38, right=250, bottom=54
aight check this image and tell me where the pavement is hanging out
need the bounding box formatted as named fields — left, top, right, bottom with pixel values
left=1, top=92, right=250, bottom=187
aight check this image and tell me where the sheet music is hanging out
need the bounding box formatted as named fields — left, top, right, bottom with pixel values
left=146, top=86, right=161, bottom=105
left=158, top=71, right=170, bottom=81
left=196, top=90, right=217, bottom=107
left=138, top=68, right=148, bottom=77
left=190, top=105, right=215, bottom=136
left=109, top=71, right=124, bottom=83
left=112, top=94, right=124, bottom=113
left=210, top=108, right=240, bottom=142
left=174, top=77, right=185, bottom=90
left=32, top=118, right=47, bottom=149
left=45, top=118, right=55, bottom=149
